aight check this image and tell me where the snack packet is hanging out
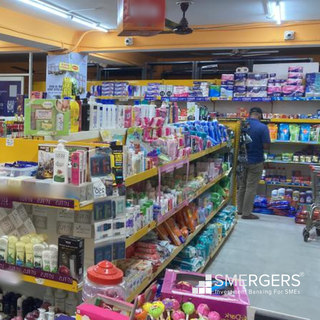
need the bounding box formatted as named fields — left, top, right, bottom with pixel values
left=289, top=124, right=300, bottom=142
left=279, top=123, right=290, bottom=141
left=300, top=124, right=311, bottom=142
left=268, top=124, right=278, bottom=141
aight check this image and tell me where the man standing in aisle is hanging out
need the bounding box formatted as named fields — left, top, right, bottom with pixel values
left=238, top=107, right=270, bottom=220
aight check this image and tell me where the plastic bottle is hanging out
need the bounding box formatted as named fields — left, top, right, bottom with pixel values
left=70, top=100, right=80, bottom=133
left=46, top=311, right=55, bottom=320
left=7, top=236, right=18, bottom=265
left=17, top=295, right=27, bottom=317
left=65, top=293, right=78, bottom=316
left=0, top=288, right=3, bottom=313
left=0, top=237, right=8, bottom=262
left=81, top=99, right=90, bottom=131
left=15, top=241, right=25, bottom=267
left=89, top=96, right=99, bottom=130
left=76, top=96, right=82, bottom=132
left=33, top=243, right=45, bottom=269
left=37, top=308, right=46, bottom=320
left=54, top=290, right=66, bottom=312
left=53, top=140, right=69, bottom=184
left=43, top=288, right=54, bottom=306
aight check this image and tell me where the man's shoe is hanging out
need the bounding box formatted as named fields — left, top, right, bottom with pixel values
left=242, top=214, right=260, bottom=220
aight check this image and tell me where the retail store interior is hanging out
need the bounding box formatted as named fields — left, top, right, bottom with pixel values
left=0, top=0, right=320, bottom=320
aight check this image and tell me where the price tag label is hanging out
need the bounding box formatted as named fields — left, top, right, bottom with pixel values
left=6, top=138, right=14, bottom=147
left=35, top=278, right=45, bottom=285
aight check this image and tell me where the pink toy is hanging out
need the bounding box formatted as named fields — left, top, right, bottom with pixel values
left=197, top=304, right=210, bottom=317
left=208, top=311, right=221, bottom=320
left=172, top=311, right=185, bottom=320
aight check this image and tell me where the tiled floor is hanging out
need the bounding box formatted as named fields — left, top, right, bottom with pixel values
left=206, top=215, right=320, bottom=320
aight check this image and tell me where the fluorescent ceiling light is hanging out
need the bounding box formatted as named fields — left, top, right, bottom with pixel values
left=18, top=0, right=68, bottom=18
left=71, top=16, right=108, bottom=32
left=274, top=2, right=282, bottom=25
left=18, top=0, right=108, bottom=32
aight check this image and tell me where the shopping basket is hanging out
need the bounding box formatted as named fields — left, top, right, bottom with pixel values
left=303, top=165, right=320, bottom=242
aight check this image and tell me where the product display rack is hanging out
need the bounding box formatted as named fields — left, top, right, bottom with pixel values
left=126, top=196, right=231, bottom=302
left=198, top=222, right=237, bottom=273
left=259, top=181, right=312, bottom=189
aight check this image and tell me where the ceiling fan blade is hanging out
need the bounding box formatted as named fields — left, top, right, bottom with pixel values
left=165, top=19, right=180, bottom=30
left=159, top=30, right=174, bottom=34
left=248, top=50, right=279, bottom=54
left=242, top=53, right=272, bottom=57
left=211, top=53, right=232, bottom=56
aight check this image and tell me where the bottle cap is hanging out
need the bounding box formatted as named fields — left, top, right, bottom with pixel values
left=87, top=260, right=123, bottom=285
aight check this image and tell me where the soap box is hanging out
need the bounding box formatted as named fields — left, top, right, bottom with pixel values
left=58, top=235, right=84, bottom=282
left=162, top=269, right=250, bottom=320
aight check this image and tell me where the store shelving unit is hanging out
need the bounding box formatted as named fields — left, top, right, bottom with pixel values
left=126, top=196, right=230, bottom=302
left=0, top=262, right=81, bottom=293
left=125, top=170, right=231, bottom=248
left=198, top=222, right=237, bottom=273
left=259, top=181, right=311, bottom=189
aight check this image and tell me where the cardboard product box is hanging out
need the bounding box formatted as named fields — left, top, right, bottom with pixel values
left=162, top=269, right=250, bottom=320
left=58, top=235, right=84, bottom=282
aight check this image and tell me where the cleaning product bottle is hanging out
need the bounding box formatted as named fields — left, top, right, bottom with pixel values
left=43, top=288, right=54, bottom=306
left=7, top=236, right=18, bottom=265
left=70, top=99, right=80, bottom=133
left=53, top=140, right=69, bottom=184
left=54, top=290, right=66, bottom=312
left=65, top=292, right=78, bottom=316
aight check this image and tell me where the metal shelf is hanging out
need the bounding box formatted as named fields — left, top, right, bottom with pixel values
left=126, top=197, right=231, bottom=302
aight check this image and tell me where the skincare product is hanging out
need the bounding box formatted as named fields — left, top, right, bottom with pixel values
left=7, top=236, right=18, bottom=265
left=0, top=237, right=8, bottom=262
left=33, top=243, right=45, bottom=269
left=54, top=290, right=66, bottom=312
left=65, top=292, right=78, bottom=316
left=25, top=242, right=34, bottom=268
left=50, top=249, right=58, bottom=273
left=53, top=140, right=69, bottom=184
left=43, top=287, right=54, bottom=306
left=15, top=241, right=25, bottom=267
left=42, top=250, right=51, bottom=272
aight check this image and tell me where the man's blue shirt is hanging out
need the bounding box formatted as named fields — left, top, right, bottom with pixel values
left=246, top=118, right=271, bottom=164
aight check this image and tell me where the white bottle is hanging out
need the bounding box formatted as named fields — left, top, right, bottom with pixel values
left=0, top=237, right=8, bottom=262
left=98, top=99, right=104, bottom=129
left=33, top=243, right=45, bottom=269
left=110, top=100, right=117, bottom=128
left=53, top=140, right=69, bottom=184
left=17, top=295, right=27, bottom=317
left=43, top=287, right=54, bottom=306
left=46, top=312, right=55, bottom=320
left=65, top=292, right=78, bottom=316
left=89, top=96, right=98, bottom=130
left=54, top=289, right=66, bottom=312
left=37, top=308, right=46, bottom=320
left=56, top=113, right=64, bottom=131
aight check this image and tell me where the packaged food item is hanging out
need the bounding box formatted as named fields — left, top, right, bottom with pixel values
left=268, top=124, right=278, bottom=141
left=310, top=125, right=320, bottom=142
left=279, top=123, right=290, bottom=141
left=300, top=124, right=311, bottom=142
left=289, top=124, right=300, bottom=142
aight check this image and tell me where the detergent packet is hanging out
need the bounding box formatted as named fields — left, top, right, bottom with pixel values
left=289, top=124, right=300, bottom=142
left=310, top=125, right=320, bottom=142
left=279, top=123, right=290, bottom=141
left=268, top=124, right=278, bottom=141
left=300, top=124, right=311, bottom=142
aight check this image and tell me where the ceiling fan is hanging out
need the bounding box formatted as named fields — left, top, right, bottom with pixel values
left=162, top=1, right=194, bottom=35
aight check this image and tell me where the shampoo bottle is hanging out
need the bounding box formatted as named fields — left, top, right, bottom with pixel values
left=42, top=250, right=51, bottom=272
left=53, top=140, right=69, bottom=184
left=7, top=236, right=18, bottom=265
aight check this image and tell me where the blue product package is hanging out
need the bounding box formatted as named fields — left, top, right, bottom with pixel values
left=300, top=124, right=311, bottom=142
left=279, top=123, right=290, bottom=141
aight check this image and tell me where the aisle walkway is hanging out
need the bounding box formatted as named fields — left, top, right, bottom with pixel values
left=206, top=215, right=320, bottom=320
